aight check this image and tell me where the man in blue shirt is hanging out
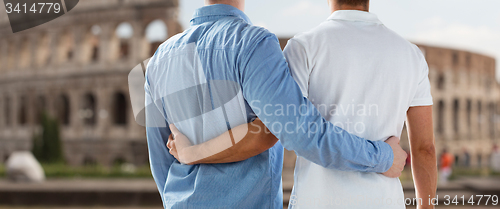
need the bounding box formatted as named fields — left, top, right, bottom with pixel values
left=145, top=1, right=407, bottom=208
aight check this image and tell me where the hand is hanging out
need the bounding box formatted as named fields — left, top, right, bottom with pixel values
left=167, top=124, right=193, bottom=164
left=167, top=134, right=179, bottom=162
left=382, top=136, right=407, bottom=178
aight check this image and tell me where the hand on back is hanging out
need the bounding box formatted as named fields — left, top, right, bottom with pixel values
left=382, top=136, right=407, bottom=178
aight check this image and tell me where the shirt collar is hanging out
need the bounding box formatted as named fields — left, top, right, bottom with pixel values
left=191, top=4, right=252, bottom=26
left=327, top=10, right=383, bottom=25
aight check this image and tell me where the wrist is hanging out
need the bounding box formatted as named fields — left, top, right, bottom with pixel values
left=373, top=140, right=394, bottom=173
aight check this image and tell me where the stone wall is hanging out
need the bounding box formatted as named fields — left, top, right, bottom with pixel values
left=418, top=44, right=499, bottom=167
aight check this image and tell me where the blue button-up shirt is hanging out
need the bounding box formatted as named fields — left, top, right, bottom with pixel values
left=145, top=4, right=394, bottom=209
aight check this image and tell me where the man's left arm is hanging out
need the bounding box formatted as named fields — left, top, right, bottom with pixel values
left=144, top=70, right=175, bottom=205
left=406, top=45, right=437, bottom=209
left=407, top=106, right=437, bottom=209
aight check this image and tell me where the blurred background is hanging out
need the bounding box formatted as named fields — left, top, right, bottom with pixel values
left=0, top=0, right=499, bottom=208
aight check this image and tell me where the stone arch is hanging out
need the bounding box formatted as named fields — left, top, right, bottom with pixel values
left=466, top=99, right=472, bottom=130
left=489, top=102, right=495, bottom=139
left=36, top=32, right=51, bottom=67
left=83, top=24, right=101, bottom=63
left=112, top=92, right=128, bottom=126
left=82, top=93, right=97, bottom=126
left=478, top=101, right=483, bottom=130
left=4, top=96, right=11, bottom=127
left=18, top=96, right=27, bottom=125
left=437, top=100, right=445, bottom=134
left=114, top=22, right=134, bottom=60
left=58, top=29, right=75, bottom=63
left=145, top=19, right=168, bottom=56
left=453, top=99, right=460, bottom=133
left=452, top=51, right=459, bottom=66
left=35, top=95, right=46, bottom=125
left=57, top=94, right=71, bottom=126
left=437, top=73, right=445, bottom=90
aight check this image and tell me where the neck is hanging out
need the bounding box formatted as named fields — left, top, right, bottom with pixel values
left=205, top=0, right=245, bottom=12
left=329, top=2, right=369, bottom=13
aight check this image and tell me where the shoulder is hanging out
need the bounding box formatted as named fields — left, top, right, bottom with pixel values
left=409, top=43, right=425, bottom=59
left=153, top=32, right=186, bottom=57
left=287, top=21, right=337, bottom=53
left=215, top=17, right=278, bottom=41
left=226, top=21, right=280, bottom=55
left=201, top=18, right=279, bottom=52
left=382, top=26, right=424, bottom=56
left=283, top=22, right=334, bottom=62
left=237, top=22, right=279, bottom=48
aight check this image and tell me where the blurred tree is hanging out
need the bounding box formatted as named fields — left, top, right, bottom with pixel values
left=32, top=112, right=64, bottom=163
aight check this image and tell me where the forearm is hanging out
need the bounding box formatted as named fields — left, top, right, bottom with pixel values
left=284, top=117, right=393, bottom=172
left=253, top=97, right=393, bottom=172
left=411, top=146, right=437, bottom=208
left=176, top=119, right=278, bottom=165
left=406, top=106, right=437, bottom=209
left=186, top=135, right=267, bottom=164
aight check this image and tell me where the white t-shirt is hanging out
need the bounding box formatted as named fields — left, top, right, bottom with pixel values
left=283, top=10, right=433, bottom=209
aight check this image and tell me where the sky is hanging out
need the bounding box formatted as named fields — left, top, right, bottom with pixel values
left=179, top=0, right=500, bottom=81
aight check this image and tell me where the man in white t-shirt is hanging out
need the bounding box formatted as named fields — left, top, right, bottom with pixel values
left=283, top=0, right=437, bottom=208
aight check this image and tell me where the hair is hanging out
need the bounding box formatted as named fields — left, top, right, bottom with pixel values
left=335, top=0, right=369, bottom=6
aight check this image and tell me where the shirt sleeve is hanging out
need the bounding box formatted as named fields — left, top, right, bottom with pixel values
left=410, top=51, right=433, bottom=107
left=238, top=33, right=394, bottom=173
left=283, top=38, right=310, bottom=98
left=144, top=73, right=175, bottom=202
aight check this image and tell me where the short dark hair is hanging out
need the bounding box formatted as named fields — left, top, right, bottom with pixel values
left=336, top=0, right=369, bottom=6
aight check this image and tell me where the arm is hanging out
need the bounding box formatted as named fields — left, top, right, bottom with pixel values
left=144, top=75, right=175, bottom=203
left=238, top=32, right=397, bottom=173
left=285, top=37, right=405, bottom=177
left=407, top=106, right=437, bottom=209
left=168, top=118, right=278, bottom=165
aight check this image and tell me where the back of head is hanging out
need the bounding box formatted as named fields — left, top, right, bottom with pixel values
left=336, top=0, right=369, bottom=6
left=205, top=0, right=245, bottom=11
left=331, top=0, right=369, bottom=11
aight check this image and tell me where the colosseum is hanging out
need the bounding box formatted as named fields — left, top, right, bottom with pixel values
left=0, top=0, right=498, bottom=169
left=0, top=0, right=183, bottom=166
left=412, top=44, right=499, bottom=168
